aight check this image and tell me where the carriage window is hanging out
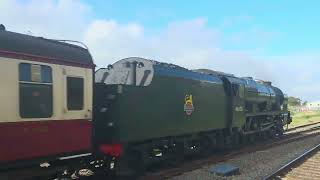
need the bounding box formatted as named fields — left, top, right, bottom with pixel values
left=67, top=77, right=84, bottom=110
left=19, top=63, right=53, bottom=118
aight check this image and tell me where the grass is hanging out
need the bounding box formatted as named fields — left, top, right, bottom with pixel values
left=288, top=111, right=320, bottom=128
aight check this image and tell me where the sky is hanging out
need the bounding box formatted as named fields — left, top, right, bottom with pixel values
left=0, top=0, right=319, bottom=101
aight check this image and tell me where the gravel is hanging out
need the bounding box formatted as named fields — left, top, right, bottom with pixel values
left=169, top=134, right=320, bottom=180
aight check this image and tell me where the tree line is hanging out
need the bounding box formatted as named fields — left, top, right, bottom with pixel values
left=288, top=96, right=307, bottom=106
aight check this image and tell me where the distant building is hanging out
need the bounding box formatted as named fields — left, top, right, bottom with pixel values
left=306, top=101, right=320, bottom=111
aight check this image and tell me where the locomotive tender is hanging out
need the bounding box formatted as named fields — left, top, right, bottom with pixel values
left=0, top=28, right=94, bottom=171
left=94, top=57, right=291, bottom=175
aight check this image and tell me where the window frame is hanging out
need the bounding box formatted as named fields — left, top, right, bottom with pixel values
left=66, top=76, right=85, bottom=111
left=18, top=63, right=53, bottom=118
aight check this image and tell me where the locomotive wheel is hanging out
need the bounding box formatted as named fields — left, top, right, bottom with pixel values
left=260, top=131, right=268, bottom=141
left=232, top=133, right=240, bottom=148
left=199, top=137, right=213, bottom=157
left=169, top=143, right=184, bottom=166
left=276, top=126, right=284, bottom=136
left=239, top=134, right=247, bottom=145
left=128, top=150, right=146, bottom=177
left=248, top=134, right=256, bottom=144
left=268, top=128, right=277, bottom=138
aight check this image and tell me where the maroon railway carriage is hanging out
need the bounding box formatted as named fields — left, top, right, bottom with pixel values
left=0, top=27, right=94, bottom=170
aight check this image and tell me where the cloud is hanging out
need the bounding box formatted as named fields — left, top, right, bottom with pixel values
left=84, top=18, right=320, bottom=101
left=1, top=0, right=319, bottom=101
left=0, top=0, right=91, bottom=39
left=84, top=18, right=220, bottom=68
left=83, top=18, right=271, bottom=79
left=262, top=54, right=320, bottom=101
left=226, top=27, right=280, bottom=47
left=83, top=19, right=145, bottom=63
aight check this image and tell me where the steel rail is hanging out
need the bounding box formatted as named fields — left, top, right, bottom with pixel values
left=285, top=121, right=320, bottom=132
left=140, top=129, right=320, bottom=180
left=263, top=142, right=320, bottom=180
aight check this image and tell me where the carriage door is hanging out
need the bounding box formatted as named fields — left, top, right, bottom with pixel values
left=232, top=83, right=246, bottom=127
left=63, top=67, right=91, bottom=120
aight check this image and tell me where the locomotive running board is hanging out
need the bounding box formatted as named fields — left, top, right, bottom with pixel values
left=246, top=110, right=287, bottom=117
left=240, top=124, right=274, bottom=135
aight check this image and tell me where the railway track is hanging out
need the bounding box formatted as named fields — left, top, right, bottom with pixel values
left=263, top=143, right=320, bottom=180
left=0, top=153, right=94, bottom=180
left=285, top=121, right=320, bottom=133
left=139, top=125, right=320, bottom=180
left=2, top=123, right=320, bottom=180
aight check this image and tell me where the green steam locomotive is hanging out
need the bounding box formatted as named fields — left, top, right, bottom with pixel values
left=93, top=57, right=291, bottom=176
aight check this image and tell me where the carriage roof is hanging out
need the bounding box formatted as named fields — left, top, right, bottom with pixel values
left=0, top=29, right=94, bottom=68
